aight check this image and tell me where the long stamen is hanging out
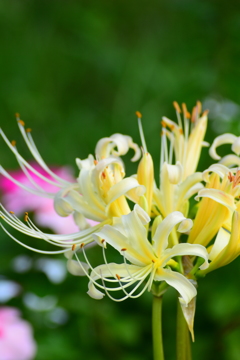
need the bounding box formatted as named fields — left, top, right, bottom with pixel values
left=0, top=129, right=64, bottom=188
left=17, top=120, right=70, bottom=186
left=14, top=147, right=51, bottom=193
left=1, top=204, right=107, bottom=244
left=160, top=129, right=166, bottom=170
left=0, top=166, right=54, bottom=198
left=101, top=244, right=142, bottom=298
left=0, top=223, right=68, bottom=255
left=136, top=112, right=148, bottom=153
left=173, top=101, right=183, bottom=129
left=100, top=267, right=152, bottom=302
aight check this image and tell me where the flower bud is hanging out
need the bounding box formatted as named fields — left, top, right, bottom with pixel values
left=137, top=152, right=154, bottom=215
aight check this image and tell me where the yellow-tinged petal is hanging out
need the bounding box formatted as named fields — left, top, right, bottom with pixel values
left=208, top=227, right=230, bottom=262
left=199, top=211, right=240, bottom=275
left=195, top=188, right=236, bottom=212
left=152, top=211, right=190, bottom=256
left=202, top=164, right=229, bottom=183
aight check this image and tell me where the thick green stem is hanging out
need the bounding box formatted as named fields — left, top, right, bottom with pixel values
left=176, top=301, right=192, bottom=360
left=152, top=295, right=164, bottom=360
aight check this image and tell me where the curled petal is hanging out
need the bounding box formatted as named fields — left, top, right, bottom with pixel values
left=202, top=164, right=229, bottom=183
left=163, top=243, right=209, bottom=270
left=220, top=154, right=240, bottom=168
left=166, top=162, right=183, bottom=185
left=177, top=218, right=193, bottom=233
left=153, top=212, right=189, bottom=256
left=155, top=269, right=197, bottom=306
left=76, top=155, right=95, bottom=170
left=133, top=204, right=151, bottom=225
left=209, top=133, right=237, bottom=160
left=54, top=189, right=74, bottom=216
left=95, top=133, right=141, bottom=161
left=232, top=136, right=240, bottom=155
left=195, top=188, right=236, bottom=211
left=184, top=182, right=204, bottom=200
left=67, top=259, right=89, bottom=276
left=87, top=282, right=105, bottom=299
left=107, top=177, right=146, bottom=205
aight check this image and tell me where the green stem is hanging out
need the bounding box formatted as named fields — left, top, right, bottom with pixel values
left=176, top=301, right=192, bottom=360
left=152, top=295, right=164, bottom=360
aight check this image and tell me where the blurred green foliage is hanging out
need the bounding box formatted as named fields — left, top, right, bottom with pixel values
left=1, top=1, right=240, bottom=359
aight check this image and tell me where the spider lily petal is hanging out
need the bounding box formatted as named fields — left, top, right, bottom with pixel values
left=199, top=211, right=240, bottom=275
left=95, top=133, right=141, bottom=161
left=209, top=133, right=240, bottom=160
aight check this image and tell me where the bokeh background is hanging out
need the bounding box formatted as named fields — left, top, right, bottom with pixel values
left=1, top=1, right=240, bottom=359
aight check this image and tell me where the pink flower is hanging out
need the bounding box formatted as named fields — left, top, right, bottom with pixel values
left=0, top=307, right=36, bottom=360
left=0, top=164, right=80, bottom=234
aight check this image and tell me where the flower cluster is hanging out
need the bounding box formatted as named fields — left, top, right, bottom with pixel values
left=1, top=103, right=240, bottom=335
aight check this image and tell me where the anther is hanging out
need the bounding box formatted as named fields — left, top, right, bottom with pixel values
left=72, top=244, right=76, bottom=251
left=9, top=211, right=15, bottom=214
left=94, top=160, right=98, bottom=165
left=116, top=274, right=121, bottom=280
left=135, top=111, right=142, bottom=118
left=182, top=103, right=188, bottom=116
left=24, top=212, right=29, bottom=221
left=179, top=128, right=184, bottom=135
left=196, top=101, right=202, bottom=114
left=152, top=259, right=156, bottom=263
left=161, top=121, right=166, bottom=128
left=26, top=128, right=32, bottom=133
left=80, top=243, right=85, bottom=248
left=121, top=248, right=127, bottom=251
left=191, top=106, right=197, bottom=123
left=18, top=120, right=25, bottom=126
left=11, top=140, right=16, bottom=146
left=102, top=172, right=106, bottom=179
left=15, top=113, right=20, bottom=118
left=173, top=101, right=181, bottom=113
left=101, top=239, right=105, bottom=244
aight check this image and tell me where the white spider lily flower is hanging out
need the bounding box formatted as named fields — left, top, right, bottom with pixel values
left=73, top=206, right=209, bottom=305
left=197, top=210, right=240, bottom=276
left=188, top=164, right=240, bottom=248
left=54, top=155, right=145, bottom=223
left=209, top=133, right=240, bottom=161
left=1, top=116, right=143, bottom=241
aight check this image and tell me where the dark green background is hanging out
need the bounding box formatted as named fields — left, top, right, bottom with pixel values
left=1, top=1, right=240, bottom=359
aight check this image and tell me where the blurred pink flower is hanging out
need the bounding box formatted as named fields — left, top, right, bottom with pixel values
left=0, top=307, right=36, bottom=360
left=0, top=164, right=80, bottom=234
